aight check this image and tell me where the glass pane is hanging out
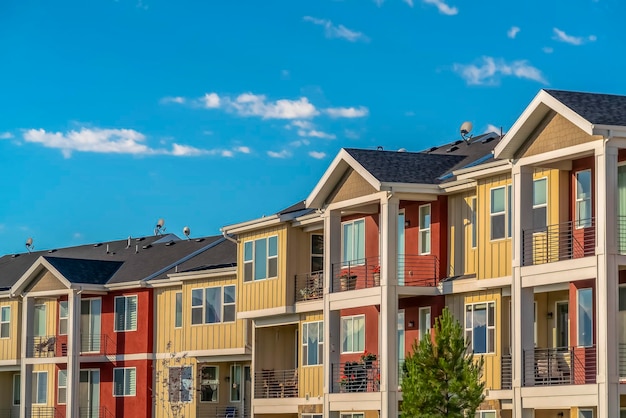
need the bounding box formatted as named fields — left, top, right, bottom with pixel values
left=205, top=288, right=221, bottom=324
left=244, top=263, right=253, bottom=282
left=13, top=374, right=20, bottom=405
left=355, top=220, right=365, bottom=262
left=319, top=322, right=323, bottom=343
left=311, top=256, right=323, bottom=273
left=254, top=238, right=267, bottom=280
left=473, top=304, right=487, bottom=354
left=223, top=305, right=235, bottom=322
left=579, top=411, right=593, bottom=418
left=224, top=286, right=236, bottom=304
left=192, top=307, right=203, bottom=325
left=488, top=303, right=495, bottom=327
left=268, top=258, right=278, bottom=278
left=175, top=293, right=182, bottom=328
left=343, top=223, right=353, bottom=263
left=355, top=316, right=365, bottom=352
left=244, top=241, right=253, bottom=261
left=533, top=207, right=547, bottom=229
left=620, top=288, right=626, bottom=311
left=302, top=323, right=308, bottom=344
left=34, top=305, right=46, bottom=337
left=311, top=234, right=324, bottom=255
left=471, top=198, right=477, bottom=248
left=125, top=369, right=135, bottom=395
left=578, top=288, right=593, bottom=347
left=115, top=298, right=125, bottom=331
left=268, top=236, right=278, bottom=257
left=491, top=188, right=505, bottom=213
left=59, top=302, right=67, bottom=319
left=420, top=230, right=431, bottom=254
left=491, top=214, right=505, bottom=240
left=37, top=372, right=47, bottom=403
left=466, top=305, right=472, bottom=328
left=419, top=205, right=431, bottom=228
left=127, top=296, right=137, bottom=331
left=231, top=365, right=241, bottom=401
left=114, top=369, right=124, bottom=396
left=308, top=322, right=319, bottom=365
left=533, top=179, right=547, bottom=206
left=0, top=323, right=9, bottom=338
left=342, top=318, right=351, bottom=352
left=577, top=170, right=591, bottom=199
left=192, top=289, right=203, bottom=307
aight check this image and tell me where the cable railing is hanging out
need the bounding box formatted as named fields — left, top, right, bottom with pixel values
left=79, top=406, right=114, bottom=418
left=27, top=407, right=62, bottom=418
left=522, top=218, right=595, bottom=266
left=197, top=406, right=239, bottom=418
left=80, top=334, right=116, bottom=356
left=619, top=343, right=626, bottom=378
left=331, top=361, right=380, bottom=393
left=397, top=254, right=441, bottom=287
left=501, top=354, right=512, bottom=390
left=523, top=346, right=596, bottom=386
left=27, top=335, right=62, bottom=357
left=254, top=369, right=298, bottom=399
left=294, top=271, right=324, bottom=302
left=331, top=256, right=380, bottom=292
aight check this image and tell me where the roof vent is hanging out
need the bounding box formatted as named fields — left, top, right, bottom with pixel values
left=481, top=136, right=495, bottom=144
left=48, top=249, right=56, bottom=253
left=446, top=145, right=459, bottom=153
left=142, top=244, right=152, bottom=250
left=11, top=254, right=20, bottom=258
left=165, top=240, right=176, bottom=247
left=398, top=148, right=407, bottom=152
left=195, top=238, right=205, bottom=243
left=427, top=146, right=438, bottom=153
left=135, top=237, right=145, bottom=242
left=93, top=243, right=102, bottom=247
left=377, top=146, right=384, bottom=151
left=453, top=140, right=463, bottom=146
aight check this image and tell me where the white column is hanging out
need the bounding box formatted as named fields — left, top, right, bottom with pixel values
left=19, top=296, right=34, bottom=418
left=250, top=321, right=257, bottom=418
left=323, top=210, right=342, bottom=417
left=380, top=196, right=398, bottom=418
left=512, top=165, right=534, bottom=418
left=66, top=290, right=81, bottom=418
left=595, top=144, right=619, bottom=417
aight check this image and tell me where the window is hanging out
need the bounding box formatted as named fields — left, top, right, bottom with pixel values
left=191, top=285, right=236, bottom=325
left=578, top=288, right=593, bottom=347
left=620, top=408, right=626, bottom=418
left=476, top=412, right=496, bottom=418
left=419, top=307, right=431, bottom=341
left=465, top=302, right=495, bottom=354
left=58, top=370, right=67, bottom=404
left=34, top=304, right=46, bottom=337
left=113, top=367, right=136, bottom=397
left=507, top=184, right=512, bottom=238
left=32, top=371, right=47, bottom=404
left=169, top=366, right=192, bottom=403
left=175, top=292, right=183, bottom=328
left=13, top=374, right=20, bottom=406
left=230, top=365, right=242, bottom=402
left=340, top=414, right=364, bottom=418
left=579, top=410, right=593, bottom=418
left=470, top=197, right=477, bottom=248
left=490, top=187, right=507, bottom=240
left=302, top=415, right=323, bottom=418
left=302, top=321, right=324, bottom=366
left=533, top=178, right=548, bottom=230
left=0, top=306, right=10, bottom=338
left=244, top=236, right=278, bottom=281
left=419, top=204, right=431, bottom=255
left=342, top=219, right=365, bottom=265
left=59, top=301, right=68, bottom=335
left=341, top=315, right=365, bottom=353
left=200, top=366, right=218, bottom=402
left=576, top=170, right=592, bottom=228
left=311, top=234, right=324, bottom=272
left=114, top=296, right=137, bottom=332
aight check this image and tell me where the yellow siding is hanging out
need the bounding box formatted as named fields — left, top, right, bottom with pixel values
left=0, top=298, right=21, bottom=360
left=32, top=363, right=56, bottom=408
left=299, top=312, right=323, bottom=398
left=255, top=325, right=297, bottom=371
left=0, top=371, right=19, bottom=413
left=327, top=169, right=376, bottom=205
left=27, top=270, right=66, bottom=293
left=34, top=298, right=58, bottom=338
left=446, top=290, right=502, bottom=390
left=155, top=273, right=247, bottom=354
left=238, top=226, right=289, bottom=312
left=534, top=290, right=569, bottom=348
left=448, top=190, right=477, bottom=277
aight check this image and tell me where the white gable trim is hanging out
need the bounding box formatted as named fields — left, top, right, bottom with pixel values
left=10, top=256, right=72, bottom=295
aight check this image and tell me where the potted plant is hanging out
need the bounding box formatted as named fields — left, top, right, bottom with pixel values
left=339, top=374, right=352, bottom=392
left=360, top=351, right=377, bottom=368
left=339, top=272, right=357, bottom=291
left=372, top=265, right=380, bottom=286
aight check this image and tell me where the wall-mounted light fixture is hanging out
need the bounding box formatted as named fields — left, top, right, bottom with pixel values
left=547, top=312, right=554, bottom=319
left=408, top=321, right=415, bottom=328
left=557, top=412, right=564, bottom=417
left=405, top=220, right=410, bottom=227
left=225, top=376, right=230, bottom=382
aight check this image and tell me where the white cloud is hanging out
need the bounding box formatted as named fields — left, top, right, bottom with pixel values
left=542, top=46, right=554, bottom=54
left=267, top=150, right=291, bottom=159
left=403, top=0, right=414, bottom=6
left=73, top=232, right=83, bottom=239
left=171, top=143, right=212, bottom=156
left=0, top=132, right=13, bottom=139
left=290, top=120, right=314, bottom=130
left=298, top=129, right=336, bottom=139
left=553, top=28, right=596, bottom=45
left=309, top=151, right=326, bottom=159
left=235, top=146, right=251, bottom=154
left=325, top=106, right=369, bottom=118
left=290, top=139, right=311, bottom=147
left=229, top=93, right=319, bottom=119
left=202, top=92, right=221, bottom=108
left=281, top=69, right=290, bottom=79
left=344, top=129, right=360, bottom=139
left=423, top=0, right=458, bottom=15
left=453, top=56, right=547, bottom=86
left=485, top=124, right=501, bottom=134
left=160, top=96, right=186, bottom=104
left=303, top=16, right=368, bottom=42
left=221, top=150, right=234, bottom=157
left=507, top=26, right=520, bottom=39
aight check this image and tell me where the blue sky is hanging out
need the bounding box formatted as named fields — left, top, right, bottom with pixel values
left=0, top=0, right=624, bottom=255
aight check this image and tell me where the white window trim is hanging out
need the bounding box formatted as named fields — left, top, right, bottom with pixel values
left=577, top=287, right=593, bottom=348
left=114, top=295, right=138, bottom=332
left=33, top=304, right=47, bottom=337
left=57, top=370, right=67, bottom=405
left=58, top=301, right=68, bottom=336
left=555, top=300, right=569, bottom=348
left=341, top=218, right=366, bottom=267
left=465, top=301, right=496, bottom=355
left=470, top=197, right=477, bottom=249
left=311, top=233, right=324, bottom=273
left=489, top=186, right=508, bottom=241
left=575, top=169, right=592, bottom=229
left=418, top=306, right=431, bottom=341
left=32, top=371, right=48, bottom=405
left=302, top=415, right=323, bottom=418
left=418, top=204, right=431, bottom=255
left=340, top=413, right=365, bottom=418
left=191, top=285, right=237, bottom=326
left=12, top=374, right=20, bottom=406
left=113, top=367, right=136, bottom=397
left=243, top=235, right=279, bottom=282
left=175, top=292, right=183, bottom=329
left=230, top=364, right=242, bottom=403
left=0, top=305, right=10, bottom=339
left=302, top=321, right=324, bottom=367
left=579, top=409, right=594, bottom=418
left=476, top=411, right=497, bottom=418
left=200, top=365, right=219, bottom=403
left=533, top=177, right=548, bottom=230
left=341, top=314, right=365, bottom=354
left=169, top=365, right=193, bottom=403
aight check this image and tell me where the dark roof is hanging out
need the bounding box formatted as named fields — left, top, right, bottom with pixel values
left=44, top=257, right=123, bottom=285
left=150, top=239, right=237, bottom=280
left=277, top=200, right=306, bottom=215
left=545, top=89, right=626, bottom=126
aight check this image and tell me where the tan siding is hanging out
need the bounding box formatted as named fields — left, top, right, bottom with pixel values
left=448, top=190, right=477, bottom=277
left=517, top=112, right=601, bottom=159
left=27, top=270, right=67, bottom=293
left=0, top=298, right=21, bottom=360
left=327, top=169, right=376, bottom=205
left=300, top=312, right=324, bottom=398
left=32, top=363, right=56, bottom=408
left=32, top=298, right=58, bottom=338
left=0, top=371, right=19, bottom=413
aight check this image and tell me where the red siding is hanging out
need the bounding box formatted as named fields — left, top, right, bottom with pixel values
left=339, top=306, right=379, bottom=363
left=400, top=296, right=445, bottom=355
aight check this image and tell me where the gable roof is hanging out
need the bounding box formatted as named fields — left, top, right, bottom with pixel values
left=44, top=257, right=123, bottom=285
left=544, top=89, right=626, bottom=126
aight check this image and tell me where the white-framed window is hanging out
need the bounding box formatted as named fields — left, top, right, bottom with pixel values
left=419, top=307, right=431, bottom=341
left=0, top=306, right=10, bottom=338
left=302, top=415, right=323, bottom=418
left=470, top=197, right=477, bottom=248
left=340, top=413, right=364, bottom=418
left=169, top=366, right=193, bottom=403
left=32, top=371, right=47, bottom=404
left=476, top=411, right=496, bottom=418
left=114, top=295, right=137, bottom=332
left=302, top=321, right=324, bottom=366
left=113, top=367, right=136, bottom=397
left=579, top=410, right=594, bottom=418
left=490, top=186, right=507, bottom=240
left=243, top=236, right=278, bottom=281
left=58, top=301, right=68, bottom=335
left=465, top=302, right=496, bottom=354
left=200, top=366, right=218, bottom=403
left=175, top=292, right=183, bottom=328
left=341, top=315, right=365, bottom=353
left=576, top=170, right=592, bottom=228
left=13, top=374, right=20, bottom=406
left=57, top=370, right=67, bottom=404
left=419, top=204, right=431, bottom=255
left=533, top=178, right=548, bottom=230
left=230, top=364, right=242, bottom=402
left=507, top=184, right=512, bottom=238
left=342, top=219, right=365, bottom=266
left=577, top=288, right=593, bottom=347
left=191, top=285, right=236, bottom=325
left=311, top=234, right=324, bottom=272
left=619, top=407, right=626, bottom=418
left=34, top=304, right=46, bottom=337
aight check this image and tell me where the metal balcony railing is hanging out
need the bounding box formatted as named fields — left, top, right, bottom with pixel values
left=501, top=354, right=512, bottom=390
left=27, top=335, right=62, bottom=357
left=79, top=406, right=114, bottom=418
left=618, top=216, right=626, bottom=254
left=619, top=343, right=626, bottom=378
left=0, top=409, right=16, bottom=418
left=522, top=218, right=595, bottom=266
left=197, top=406, right=239, bottom=418
left=397, top=254, right=441, bottom=287
left=27, top=407, right=62, bottom=418
left=80, top=334, right=116, bottom=356
left=295, top=271, right=324, bottom=302
left=254, top=369, right=298, bottom=399
left=331, top=361, right=380, bottom=393
left=523, top=346, right=596, bottom=386
left=331, top=256, right=380, bottom=292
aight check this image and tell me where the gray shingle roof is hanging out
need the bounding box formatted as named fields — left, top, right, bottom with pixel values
left=545, top=89, right=626, bottom=126
left=44, top=257, right=123, bottom=285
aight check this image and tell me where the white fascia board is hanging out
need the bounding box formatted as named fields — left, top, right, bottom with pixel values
left=11, top=256, right=72, bottom=295
left=71, top=284, right=108, bottom=292
left=591, top=124, right=626, bottom=137
left=454, top=159, right=511, bottom=179
left=221, top=214, right=280, bottom=235
left=291, top=213, right=323, bottom=228
left=147, top=279, right=183, bottom=288
left=167, top=267, right=236, bottom=281
left=379, top=182, right=441, bottom=195
left=494, top=90, right=594, bottom=159
left=439, top=179, right=476, bottom=194
left=104, top=281, right=145, bottom=290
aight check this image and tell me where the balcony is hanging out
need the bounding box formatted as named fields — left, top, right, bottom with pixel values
left=254, top=369, right=298, bottom=399
left=522, top=219, right=595, bottom=266
left=331, top=361, right=380, bottom=393
left=295, top=271, right=323, bottom=302
left=197, top=406, right=242, bottom=418
left=80, top=333, right=116, bottom=356
left=27, top=335, right=63, bottom=357
left=397, top=255, right=441, bottom=287
left=523, top=346, right=596, bottom=386
left=0, top=410, right=16, bottom=418
left=26, top=334, right=116, bottom=357
left=501, top=354, right=512, bottom=390
left=619, top=343, right=626, bottom=378
left=27, top=408, right=62, bottom=418
left=79, top=406, right=114, bottom=418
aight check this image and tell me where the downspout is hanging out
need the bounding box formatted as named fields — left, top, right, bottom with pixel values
left=222, top=230, right=239, bottom=245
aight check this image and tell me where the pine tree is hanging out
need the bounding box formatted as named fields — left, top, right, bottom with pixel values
left=401, top=308, right=485, bottom=418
